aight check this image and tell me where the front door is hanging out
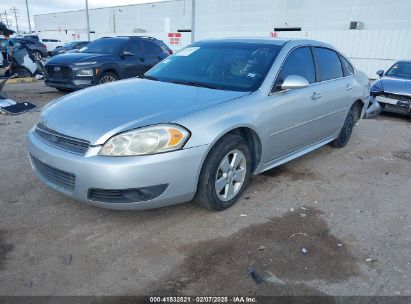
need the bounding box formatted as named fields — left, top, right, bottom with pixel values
left=261, top=46, right=322, bottom=163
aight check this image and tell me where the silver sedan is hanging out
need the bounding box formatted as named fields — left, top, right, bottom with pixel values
left=28, top=38, right=370, bottom=211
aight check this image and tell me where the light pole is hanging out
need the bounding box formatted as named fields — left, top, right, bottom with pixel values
left=10, top=6, right=20, bottom=34
left=191, top=0, right=195, bottom=43
left=25, top=0, right=32, bottom=33
left=85, top=0, right=91, bottom=41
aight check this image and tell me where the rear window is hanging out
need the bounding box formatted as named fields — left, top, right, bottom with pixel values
left=340, top=56, right=354, bottom=76
left=314, top=47, right=344, bottom=81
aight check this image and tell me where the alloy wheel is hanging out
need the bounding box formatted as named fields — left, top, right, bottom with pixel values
left=99, top=75, right=117, bottom=83
left=215, top=149, right=247, bottom=201
left=33, top=51, right=42, bottom=61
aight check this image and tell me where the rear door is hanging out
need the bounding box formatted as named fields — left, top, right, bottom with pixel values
left=139, top=40, right=168, bottom=73
left=311, top=47, right=352, bottom=138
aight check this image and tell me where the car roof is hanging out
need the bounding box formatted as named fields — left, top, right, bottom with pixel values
left=99, top=36, right=158, bottom=41
left=196, top=37, right=335, bottom=48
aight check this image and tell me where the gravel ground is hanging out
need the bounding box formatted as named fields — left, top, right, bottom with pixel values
left=0, top=81, right=410, bottom=296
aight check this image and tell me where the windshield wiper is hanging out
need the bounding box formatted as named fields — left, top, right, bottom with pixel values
left=142, top=75, right=159, bottom=81
left=169, top=80, right=222, bottom=90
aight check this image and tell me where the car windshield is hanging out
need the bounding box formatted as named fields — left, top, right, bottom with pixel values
left=64, top=41, right=77, bottom=48
left=145, top=42, right=282, bottom=91
left=386, top=62, right=411, bottom=79
left=78, top=38, right=125, bottom=54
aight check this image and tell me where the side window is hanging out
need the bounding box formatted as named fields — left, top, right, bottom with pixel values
left=314, top=47, right=344, bottom=81
left=340, top=55, right=354, bottom=76
left=141, top=40, right=162, bottom=54
left=124, top=41, right=142, bottom=55
left=274, top=47, right=315, bottom=90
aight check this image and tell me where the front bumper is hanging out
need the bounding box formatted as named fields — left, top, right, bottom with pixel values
left=373, top=95, right=411, bottom=115
left=45, top=79, right=94, bottom=90
left=28, top=128, right=208, bottom=210
left=44, top=64, right=97, bottom=90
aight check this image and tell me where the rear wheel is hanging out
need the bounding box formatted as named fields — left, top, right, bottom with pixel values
left=98, top=72, right=118, bottom=84
left=32, top=51, right=42, bottom=61
left=332, top=109, right=355, bottom=148
left=195, top=134, right=251, bottom=211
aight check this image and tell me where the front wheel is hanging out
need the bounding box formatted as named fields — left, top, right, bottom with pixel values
left=98, top=72, right=118, bottom=84
left=332, top=109, right=354, bottom=148
left=195, top=134, right=251, bottom=211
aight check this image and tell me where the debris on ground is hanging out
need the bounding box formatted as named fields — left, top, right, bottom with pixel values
left=247, top=265, right=264, bottom=284
left=301, top=247, right=308, bottom=254
left=257, top=245, right=267, bottom=251
left=301, top=206, right=308, bottom=211
left=290, top=232, right=308, bottom=238
left=337, top=243, right=343, bottom=247
left=265, top=272, right=286, bottom=285
left=300, top=213, right=307, bottom=218
left=63, top=254, right=72, bottom=265
left=290, top=208, right=294, bottom=212
left=365, top=258, right=373, bottom=262
left=23, top=280, right=33, bottom=288
left=240, top=214, right=247, bottom=217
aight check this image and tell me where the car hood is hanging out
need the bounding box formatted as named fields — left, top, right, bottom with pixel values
left=41, top=78, right=248, bottom=145
left=377, top=76, right=411, bottom=96
left=46, top=52, right=112, bottom=64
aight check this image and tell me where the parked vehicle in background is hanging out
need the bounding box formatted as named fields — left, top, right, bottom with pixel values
left=157, top=40, right=173, bottom=55
left=50, top=41, right=90, bottom=56
left=370, top=61, right=411, bottom=116
left=1, top=38, right=48, bottom=61
left=44, top=36, right=170, bottom=92
left=29, top=38, right=370, bottom=211
left=17, top=34, right=64, bottom=57
left=41, top=39, right=64, bottom=55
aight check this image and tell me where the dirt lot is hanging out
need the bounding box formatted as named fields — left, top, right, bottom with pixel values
left=0, top=81, right=410, bottom=296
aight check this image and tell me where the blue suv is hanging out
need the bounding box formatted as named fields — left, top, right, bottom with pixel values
left=44, top=36, right=171, bottom=92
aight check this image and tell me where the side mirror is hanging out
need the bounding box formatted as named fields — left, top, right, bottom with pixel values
left=121, top=51, right=134, bottom=57
left=280, top=75, right=309, bottom=90
left=376, top=70, right=384, bottom=78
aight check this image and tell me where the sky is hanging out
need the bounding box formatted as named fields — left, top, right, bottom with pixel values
left=0, top=0, right=165, bottom=33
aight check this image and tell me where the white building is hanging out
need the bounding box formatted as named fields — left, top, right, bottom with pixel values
left=34, top=0, right=411, bottom=77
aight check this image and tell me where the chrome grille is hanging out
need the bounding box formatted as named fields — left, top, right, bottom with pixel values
left=35, top=123, right=90, bottom=155
left=32, top=157, right=76, bottom=192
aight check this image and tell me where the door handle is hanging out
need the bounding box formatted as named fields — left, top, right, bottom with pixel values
left=311, top=92, right=322, bottom=101
left=345, top=84, right=353, bottom=90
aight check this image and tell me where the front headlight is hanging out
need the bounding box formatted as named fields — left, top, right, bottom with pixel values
left=99, top=124, right=190, bottom=156
left=76, top=68, right=94, bottom=77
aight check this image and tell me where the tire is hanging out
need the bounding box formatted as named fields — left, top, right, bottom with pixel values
left=195, top=134, right=251, bottom=211
left=98, top=72, right=118, bottom=84
left=32, top=51, right=42, bottom=61
left=332, top=109, right=355, bottom=148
